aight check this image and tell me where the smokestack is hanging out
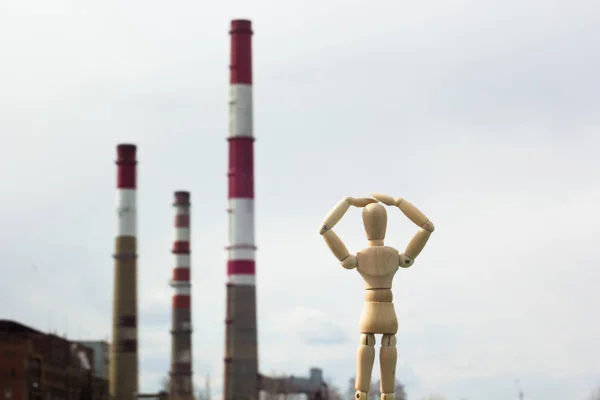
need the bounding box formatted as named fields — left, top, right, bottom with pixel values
left=223, top=19, right=259, bottom=399
left=170, top=191, right=194, bottom=400
left=111, top=143, right=139, bottom=400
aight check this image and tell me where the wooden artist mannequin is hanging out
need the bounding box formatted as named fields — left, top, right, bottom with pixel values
left=319, top=193, right=435, bottom=400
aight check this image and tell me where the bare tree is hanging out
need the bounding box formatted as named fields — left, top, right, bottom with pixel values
left=324, top=377, right=343, bottom=400
left=160, top=376, right=170, bottom=393
left=346, top=377, right=407, bottom=400
left=346, top=378, right=355, bottom=399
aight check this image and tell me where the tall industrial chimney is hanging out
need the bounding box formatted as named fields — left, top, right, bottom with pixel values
left=170, top=191, right=194, bottom=400
left=111, top=143, right=139, bottom=400
left=223, top=19, right=259, bottom=399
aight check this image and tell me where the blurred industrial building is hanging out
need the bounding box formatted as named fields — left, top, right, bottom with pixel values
left=259, top=368, right=332, bottom=399
left=0, top=320, right=109, bottom=400
left=76, top=341, right=109, bottom=382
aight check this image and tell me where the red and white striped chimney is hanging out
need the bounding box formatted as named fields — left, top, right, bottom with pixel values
left=223, top=19, right=259, bottom=399
left=111, top=144, right=139, bottom=400
left=170, top=191, right=193, bottom=400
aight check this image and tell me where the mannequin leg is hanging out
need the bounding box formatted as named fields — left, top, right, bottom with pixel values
left=379, top=334, right=397, bottom=400
left=354, top=333, right=375, bottom=399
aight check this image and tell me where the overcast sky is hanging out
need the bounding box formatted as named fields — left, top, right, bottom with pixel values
left=1, top=0, right=599, bottom=399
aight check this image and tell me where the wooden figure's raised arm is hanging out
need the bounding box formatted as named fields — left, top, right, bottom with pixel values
left=319, top=197, right=377, bottom=270
left=372, top=193, right=435, bottom=268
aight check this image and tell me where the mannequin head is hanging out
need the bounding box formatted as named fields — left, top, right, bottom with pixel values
left=362, top=203, right=387, bottom=242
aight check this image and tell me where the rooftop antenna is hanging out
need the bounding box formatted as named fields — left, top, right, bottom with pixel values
left=515, top=380, right=524, bottom=400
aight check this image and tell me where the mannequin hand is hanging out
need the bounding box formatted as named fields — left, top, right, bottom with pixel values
left=370, top=193, right=402, bottom=206
left=347, top=197, right=378, bottom=207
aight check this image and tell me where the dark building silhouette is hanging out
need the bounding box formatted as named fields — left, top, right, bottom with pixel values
left=259, top=368, right=330, bottom=399
left=0, top=320, right=108, bottom=400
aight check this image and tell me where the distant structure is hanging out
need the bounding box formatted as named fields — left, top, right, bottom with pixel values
left=111, top=143, right=139, bottom=400
left=345, top=378, right=407, bottom=400
left=259, top=368, right=329, bottom=399
left=169, top=191, right=194, bottom=400
left=515, top=380, right=525, bottom=400
left=78, top=340, right=110, bottom=380
left=0, top=319, right=109, bottom=400
left=205, top=375, right=211, bottom=400
left=135, top=392, right=168, bottom=400
left=223, top=19, right=259, bottom=399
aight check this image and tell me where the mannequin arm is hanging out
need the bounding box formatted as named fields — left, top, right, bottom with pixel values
left=399, top=228, right=432, bottom=268
left=319, top=197, right=375, bottom=270
left=371, top=193, right=435, bottom=266
left=323, top=230, right=357, bottom=270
